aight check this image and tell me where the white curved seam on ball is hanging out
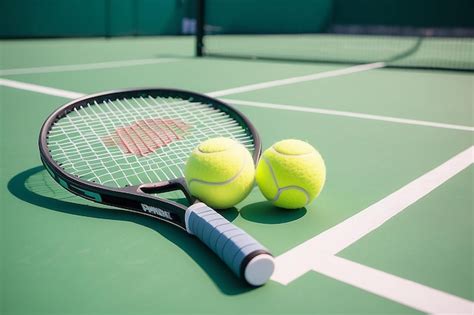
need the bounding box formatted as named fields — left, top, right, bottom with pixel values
left=188, top=158, right=247, bottom=186
left=273, top=185, right=311, bottom=205
left=270, top=146, right=316, bottom=157
left=262, top=155, right=281, bottom=193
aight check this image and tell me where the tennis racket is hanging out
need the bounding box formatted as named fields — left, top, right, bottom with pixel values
left=39, top=88, right=274, bottom=286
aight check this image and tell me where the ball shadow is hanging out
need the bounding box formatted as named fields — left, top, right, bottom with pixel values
left=7, top=166, right=254, bottom=295
left=240, top=201, right=307, bottom=224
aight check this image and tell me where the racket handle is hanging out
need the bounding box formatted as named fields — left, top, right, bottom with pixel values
left=185, top=203, right=274, bottom=286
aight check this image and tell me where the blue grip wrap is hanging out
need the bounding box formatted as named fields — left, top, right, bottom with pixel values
left=185, top=203, right=274, bottom=285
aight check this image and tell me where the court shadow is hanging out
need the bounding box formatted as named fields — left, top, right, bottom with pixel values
left=240, top=201, right=307, bottom=224
left=7, top=166, right=253, bottom=295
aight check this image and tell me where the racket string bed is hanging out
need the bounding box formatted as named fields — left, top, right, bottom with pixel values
left=52, top=102, right=164, bottom=186
left=153, top=96, right=229, bottom=153
left=107, top=98, right=190, bottom=159
left=48, top=96, right=255, bottom=188
left=123, top=96, right=252, bottom=181
left=96, top=100, right=160, bottom=184
left=87, top=103, right=151, bottom=185
left=64, top=110, right=126, bottom=187
left=129, top=96, right=243, bottom=171
left=53, top=100, right=251, bottom=148
left=77, top=103, right=155, bottom=186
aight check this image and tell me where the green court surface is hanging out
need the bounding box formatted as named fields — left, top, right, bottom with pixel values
left=1, top=37, right=473, bottom=314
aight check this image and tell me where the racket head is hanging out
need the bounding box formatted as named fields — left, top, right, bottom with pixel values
left=39, top=88, right=261, bottom=229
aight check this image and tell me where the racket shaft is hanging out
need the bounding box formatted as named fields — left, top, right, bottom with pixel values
left=186, top=203, right=274, bottom=286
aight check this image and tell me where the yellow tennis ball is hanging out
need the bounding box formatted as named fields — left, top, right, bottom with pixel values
left=256, top=139, right=326, bottom=209
left=184, top=137, right=255, bottom=209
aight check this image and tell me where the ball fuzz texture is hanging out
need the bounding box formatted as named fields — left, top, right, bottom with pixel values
left=184, top=137, right=255, bottom=209
left=256, top=139, right=326, bottom=209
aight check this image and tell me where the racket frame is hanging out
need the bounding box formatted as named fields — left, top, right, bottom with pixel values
left=39, top=88, right=262, bottom=231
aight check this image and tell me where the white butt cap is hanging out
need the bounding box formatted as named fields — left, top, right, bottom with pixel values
left=244, top=254, right=275, bottom=286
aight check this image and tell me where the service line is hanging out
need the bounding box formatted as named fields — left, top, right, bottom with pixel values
left=207, top=62, right=385, bottom=97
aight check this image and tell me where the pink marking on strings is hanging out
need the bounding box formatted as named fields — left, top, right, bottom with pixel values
left=130, top=124, right=154, bottom=155
left=150, top=119, right=173, bottom=145
left=103, top=117, right=190, bottom=156
left=116, top=127, right=138, bottom=155
left=135, top=121, right=162, bottom=154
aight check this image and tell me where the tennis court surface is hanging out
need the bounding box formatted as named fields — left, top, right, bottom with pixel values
left=1, top=2, right=473, bottom=314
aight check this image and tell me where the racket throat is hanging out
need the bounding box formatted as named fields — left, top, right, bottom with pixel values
left=138, top=178, right=195, bottom=204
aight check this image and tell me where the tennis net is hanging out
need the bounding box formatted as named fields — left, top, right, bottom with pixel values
left=195, top=0, right=474, bottom=71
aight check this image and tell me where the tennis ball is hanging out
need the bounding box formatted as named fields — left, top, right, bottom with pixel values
left=256, top=139, right=326, bottom=209
left=184, top=137, right=255, bottom=209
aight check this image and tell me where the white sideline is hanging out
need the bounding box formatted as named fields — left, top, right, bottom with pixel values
left=207, top=62, right=385, bottom=97
left=272, top=146, right=474, bottom=284
left=223, top=98, right=474, bottom=132
left=312, top=255, right=474, bottom=314
left=0, top=78, right=84, bottom=99
left=0, top=58, right=176, bottom=76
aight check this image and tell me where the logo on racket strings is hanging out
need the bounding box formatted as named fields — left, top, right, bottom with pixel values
left=102, top=118, right=191, bottom=156
left=141, top=204, right=173, bottom=220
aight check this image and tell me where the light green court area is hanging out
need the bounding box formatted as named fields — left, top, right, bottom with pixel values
left=0, top=37, right=195, bottom=67
left=1, top=37, right=473, bottom=314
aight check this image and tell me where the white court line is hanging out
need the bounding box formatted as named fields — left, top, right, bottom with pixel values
left=223, top=98, right=474, bottom=132
left=0, top=78, right=84, bottom=99
left=2, top=78, right=472, bottom=133
left=312, top=254, right=474, bottom=314
left=0, top=58, right=177, bottom=76
left=272, top=145, right=474, bottom=284
left=207, top=62, right=385, bottom=97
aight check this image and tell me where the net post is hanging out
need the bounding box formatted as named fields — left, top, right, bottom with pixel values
left=196, top=0, right=205, bottom=57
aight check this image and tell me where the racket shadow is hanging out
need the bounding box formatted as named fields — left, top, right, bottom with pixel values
left=8, top=166, right=253, bottom=295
